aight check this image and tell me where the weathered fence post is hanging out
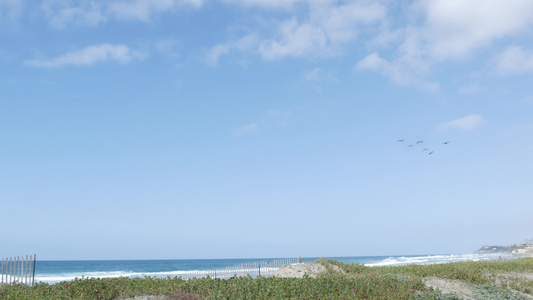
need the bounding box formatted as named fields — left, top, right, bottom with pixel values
left=0, top=254, right=35, bottom=286
left=32, top=254, right=36, bottom=286
left=175, top=257, right=298, bottom=280
left=17, top=256, right=21, bottom=283
left=25, top=255, right=28, bottom=285
left=11, top=257, right=14, bottom=284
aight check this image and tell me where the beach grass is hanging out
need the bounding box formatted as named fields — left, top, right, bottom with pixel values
left=0, top=274, right=433, bottom=299
left=1, top=257, right=532, bottom=299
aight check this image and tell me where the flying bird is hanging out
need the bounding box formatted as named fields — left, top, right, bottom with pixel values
left=422, top=148, right=430, bottom=152
left=428, top=151, right=434, bottom=155
left=397, top=139, right=404, bottom=142
left=442, top=141, right=450, bottom=144
left=417, top=141, right=423, bottom=144
left=408, top=145, right=414, bottom=147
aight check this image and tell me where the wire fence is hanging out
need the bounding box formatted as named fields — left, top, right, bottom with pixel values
left=1, top=254, right=36, bottom=286
left=179, top=257, right=301, bottom=280
left=0, top=255, right=299, bottom=285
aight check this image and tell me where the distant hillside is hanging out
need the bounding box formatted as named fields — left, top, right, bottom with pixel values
left=508, top=241, right=533, bottom=255
left=475, top=239, right=533, bottom=255
left=474, top=246, right=510, bottom=254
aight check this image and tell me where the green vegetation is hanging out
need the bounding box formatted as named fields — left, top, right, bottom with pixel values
left=473, top=285, right=529, bottom=300
left=0, top=275, right=430, bottom=299
left=1, top=257, right=532, bottom=299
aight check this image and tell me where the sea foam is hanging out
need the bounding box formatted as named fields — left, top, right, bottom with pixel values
left=34, top=253, right=515, bottom=284
left=364, top=253, right=512, bottom=267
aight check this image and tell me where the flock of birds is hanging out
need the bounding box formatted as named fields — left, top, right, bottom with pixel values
left=396, top=139, right=450, bottom=155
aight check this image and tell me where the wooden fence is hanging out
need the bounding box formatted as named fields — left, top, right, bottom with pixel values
left=1, top=254, right=36, bottom=286
left=179, top=257, right=301, bottom=280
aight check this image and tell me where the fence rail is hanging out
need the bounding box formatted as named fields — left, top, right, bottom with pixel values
left=1, top=254, right=36, bottom=286
left=179, top=257, right=301, bottom=280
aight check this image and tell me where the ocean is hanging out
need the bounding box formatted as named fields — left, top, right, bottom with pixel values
left=35, top=253, right=512, bottom=284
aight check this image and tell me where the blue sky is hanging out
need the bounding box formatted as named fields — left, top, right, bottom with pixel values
left=1, top=0, right=532, bottom=260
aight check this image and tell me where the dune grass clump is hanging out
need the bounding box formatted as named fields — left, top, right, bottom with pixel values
left=413, top=290, right=461, bottom=300
left=474, top=285, right=530, bottom=300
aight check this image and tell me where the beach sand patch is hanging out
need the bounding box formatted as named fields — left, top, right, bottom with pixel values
left=116, top=293, right=200, bottom=300
left=425, top=275, right=533, bottom=300
left=424, top=277, right=478, bottom=300
left=274, top=262, right=329, bottom=278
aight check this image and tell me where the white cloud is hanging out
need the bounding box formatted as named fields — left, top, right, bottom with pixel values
left=24, top=44, right=147, bottom=68
left=519, top=95, right=533, bottom=106
left=458, top=83, right=484, bottom=95
left=206, top=44, right=231, bottom=66
left=233, top=109, right=291, bottom=136
left=211, top=0, right=386, bottom=63
left=355, top=52, right=439, bottom=91
left=232, top=123, right=258, bottom=137
left=37, top=0, right=205, bottom=28
left=207, top=33, right=259, bottom=66
left=366, top=26, right=403, bottom=49
left=356, top=52, right=387, bottom=71
left=419, top=0, right=533, bottom=60
left=438, top=114, right=486, bottom=131
left=155, top=38, right=180, bottom=58
left=222, top=0, right=303, bottom=10
left=506, top=123, right=533, bottom=135
left=258, top=18, right=329, bottom=60
left=304, top=68, right=326, bottom=81
left=358, top=0, right=533, bottom=89
left=41, top=0, right=106, bottom=29
left=264, top=109, right=291, bottom=127
left=303, top=68, right=337, bottom=92
left=109, top=0, right=205, bottom=22
left=0, top=0, right=23, bottom=22
left=493, top=46, right=533, bottom=75
left=259, top=1, right=386, bottom=60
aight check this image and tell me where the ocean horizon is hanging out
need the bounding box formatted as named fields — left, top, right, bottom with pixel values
left=33, top=252, right=512, bottom=284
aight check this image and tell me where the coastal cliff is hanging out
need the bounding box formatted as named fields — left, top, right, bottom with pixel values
left=474, top=246, right=510, bottom=254
left=475, top=239, right=533, bottom=255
